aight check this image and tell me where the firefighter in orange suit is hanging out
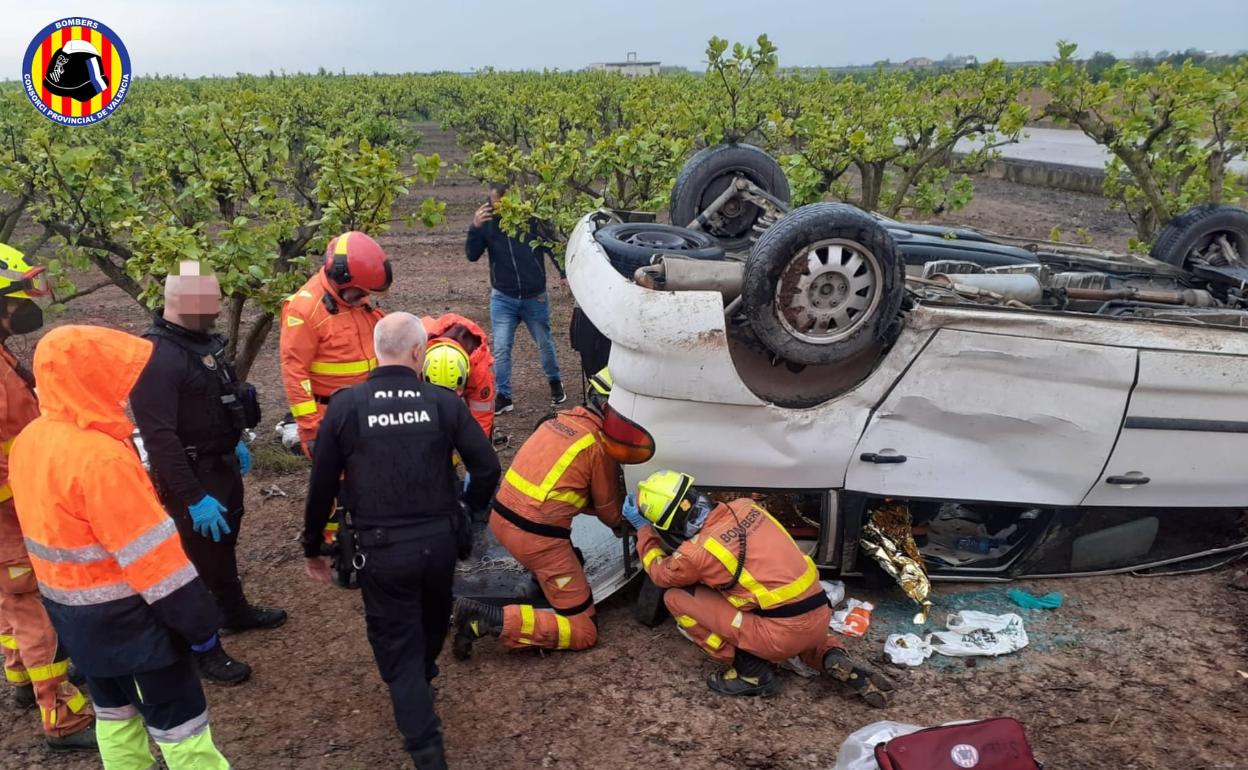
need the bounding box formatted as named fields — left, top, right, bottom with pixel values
left=280, top=231, right=391, bottom=456
left=11, top=325, right=231, bottom=768
left=422, top=313, right=496, bottom=438
left=625, top=470, right=895, bottom=706
left=0, top=245, right=95, bottom=751
left=452, top=368, right=621, bottom=656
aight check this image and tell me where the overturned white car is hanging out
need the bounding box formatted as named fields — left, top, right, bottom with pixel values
left=567, top=144, right=1248, bottom=585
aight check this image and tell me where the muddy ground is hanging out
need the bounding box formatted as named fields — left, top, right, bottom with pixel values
left=2, top=124, right=1246, bottom=770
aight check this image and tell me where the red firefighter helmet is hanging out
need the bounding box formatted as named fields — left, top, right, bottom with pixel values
left=323, top=231, right=392, bottom=294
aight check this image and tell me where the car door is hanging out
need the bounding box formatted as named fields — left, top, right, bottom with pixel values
left=846, top=329, right=1137, bottom=505
left=1082, top=350, right=1248, bottom=507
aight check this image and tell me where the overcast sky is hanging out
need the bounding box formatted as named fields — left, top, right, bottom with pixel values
left=3, top=0, right=1246, bottom=77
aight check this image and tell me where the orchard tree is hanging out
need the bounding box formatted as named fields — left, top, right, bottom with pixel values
left=1045, top=42, right=1248, bottom=243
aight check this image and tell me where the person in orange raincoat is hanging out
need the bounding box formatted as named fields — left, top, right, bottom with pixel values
left=10, top=325, right=232, bottom=769
left=624, top=470, right=895, bottom=706
left=280, top=231, right=391, bottom=455
left=451, top=368, right=622, bottom=656
left=0, top=244, right=95, bottom=751
left=422, top=313, right=496, bottom=438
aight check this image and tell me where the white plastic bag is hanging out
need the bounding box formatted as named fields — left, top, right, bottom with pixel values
left=834, top=720, right=925, bottom=770
left=821, top=579, right=846, bottom=608
left=884, top=633, right=933, bottom=667
left=928, top=611, right=1028, bottom=657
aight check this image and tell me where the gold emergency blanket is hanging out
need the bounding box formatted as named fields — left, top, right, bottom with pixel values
left=861, top=501, right=932, bottom=624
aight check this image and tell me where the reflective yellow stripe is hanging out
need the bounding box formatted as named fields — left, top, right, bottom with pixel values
left=26, top=659, right=69, bottom=683
left=324, top=522, right=339, bottom=533
left=291, top=400, right=318, bottom=417
left=674, top=614, right=697, bottom=629
left=467, top=400, right=493, bottom=412
left=705, top=633, right=724, bottom=651
left=504, top=433, right=597, bottom=509
left=0, top=634, right=16, bottom=650
left=555, top=615, right=572, bottom=650
left=309, top=358, right=377, bottom=375
left=66, top=690, right=88, bottom=714
left=703, top=537, right=819, bottom=610
left=519, top=604, right=535, bottom=644
left=642, top=548, right=664, bottom=571
left=40, top=690, right=87, bottom=725
left=0, top=484, right=11, bottom=503
left=5, top=667, right=30, bottom=684
left=1, top=438, right=14, bottom=454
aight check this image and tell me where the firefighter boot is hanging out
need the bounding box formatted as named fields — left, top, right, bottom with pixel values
left=707, top=650, right=780, bottom=697
left=47, top=724, right=98, bottom=753
left=12, top=683, right=35, bottom=708
left=409, top=739, right=449, bottom=770
left=194, top=641, right=253, bottom=686
left=451, top=598, right=502, bottom=660
left=822, top=648, right=895, bottom=708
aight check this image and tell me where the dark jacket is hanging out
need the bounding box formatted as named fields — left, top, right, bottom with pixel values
left=466, top=217, right=563, bottom=299
left=302, top=366, right=502, bottom=556
left=131, top=311, right=243, bottom=508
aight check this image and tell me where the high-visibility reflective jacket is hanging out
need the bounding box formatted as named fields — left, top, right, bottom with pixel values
left=9, top=326, right=221, bottom=677
left=0, top=346, right=38, bottom=565
left=638, top=499, right=822, bottom=614
left=494, top=407, right=621, bottom=530
left=280, top=272, right=385, bottom=447
left=422, top=313, right=495, bottom=437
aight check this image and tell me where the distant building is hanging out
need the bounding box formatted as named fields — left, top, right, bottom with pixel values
left=903, top=57, right=934, bottom=69
left=590, top=52, right=661, bottom=77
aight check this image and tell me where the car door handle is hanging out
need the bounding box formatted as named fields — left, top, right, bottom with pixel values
left=860, top=452, right=907, bottom=464
left=1105, top=474, right=1150, bottom=485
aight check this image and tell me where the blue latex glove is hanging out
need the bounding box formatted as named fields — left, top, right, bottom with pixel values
left=621, top=494, right=648, bottom=530
left=235, top=441, right=252, bottom=476
left=1008, top=588, right=1062, bottom=610
left=189, top=495, right=231, bottom=543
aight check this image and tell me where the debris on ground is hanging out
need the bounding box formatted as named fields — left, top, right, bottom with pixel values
left=833, top=721, right=924, bottom=770
left=884, top=633, right=934, bottom=667
left=830, top=599, right=874, bottom=637
left=929, top=611, right=1030, bottom=658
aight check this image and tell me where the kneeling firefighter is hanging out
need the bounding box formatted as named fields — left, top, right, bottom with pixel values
left=452, top=368, right=621, bottom=656
left=623, top=470, right=895, bottom=705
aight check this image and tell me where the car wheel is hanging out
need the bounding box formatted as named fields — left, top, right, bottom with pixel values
left=634, top=574, right=669, bottom=627
left=1150, top=204, right=1248, bottom=269
left=670, top=144, right=791, bottom=253
left=742, top=203, right=905, bottom=366
left=594, top=223, right=724, bottom=279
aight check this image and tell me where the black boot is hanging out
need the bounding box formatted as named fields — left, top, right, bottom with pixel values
left=822, top=648, right=895, bottom=708
left=409, top=740, right=449, bottom=770
left=46, top=724, right=97, bottom=752
left=194, top=642, right=252, bottom=686
left=12, top=683, right=35, bottom=708
left=221, top=605, right=289, bottom=636
left=707, top=650, right=780, bottom=697
left=451, top=598, right=503, bottom=660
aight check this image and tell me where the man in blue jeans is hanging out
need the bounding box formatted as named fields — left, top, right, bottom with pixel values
left=466, top=183, right=566, bottom=414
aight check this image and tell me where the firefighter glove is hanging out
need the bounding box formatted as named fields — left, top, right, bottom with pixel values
left=621, top=494, right=647, bottom=530
left=235, top=440, right=252, bottom=476
left=189, top=495, right=231, bottom=543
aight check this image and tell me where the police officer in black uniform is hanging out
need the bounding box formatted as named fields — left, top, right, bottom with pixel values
left=302, top=311, right=500, bottom=770
left=130, top=264, right=287, bottom=685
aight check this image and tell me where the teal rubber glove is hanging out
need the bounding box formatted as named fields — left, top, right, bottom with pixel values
left=189, top=495, right=230, bottom=543
left=1008, top=588, right=1062, bottom=610
left=235, top=441, right=252, bottom=476
left=621, top=494, right=647, bottom=530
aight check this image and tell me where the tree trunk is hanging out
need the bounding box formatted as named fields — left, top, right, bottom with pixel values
left=235, top=312, right=273, bottom=383
left=0, top=195, right=30, bottom=243
left=859, top=163, right=886, bottom=212
left=223, top=295, right=245, bottom=360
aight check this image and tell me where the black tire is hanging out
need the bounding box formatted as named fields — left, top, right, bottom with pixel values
left=1150, top=204, right=1248, bottom=269
left=742, top=203, right=905, bottom=367
left=670, top=144, right=791, bottom=253
left=594, top=223, right=724, bottom=279
left=634, top=574, right=669, bottom=627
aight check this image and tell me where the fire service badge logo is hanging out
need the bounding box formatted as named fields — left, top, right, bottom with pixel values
left=22, top=17, right=131, bottom=125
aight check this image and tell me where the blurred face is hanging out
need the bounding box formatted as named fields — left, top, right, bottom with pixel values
left=340, top=287, right=368, bottom=305
left=489, top=188, right=505, bottom=206
left=166, top=274, right=221, bottom=331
